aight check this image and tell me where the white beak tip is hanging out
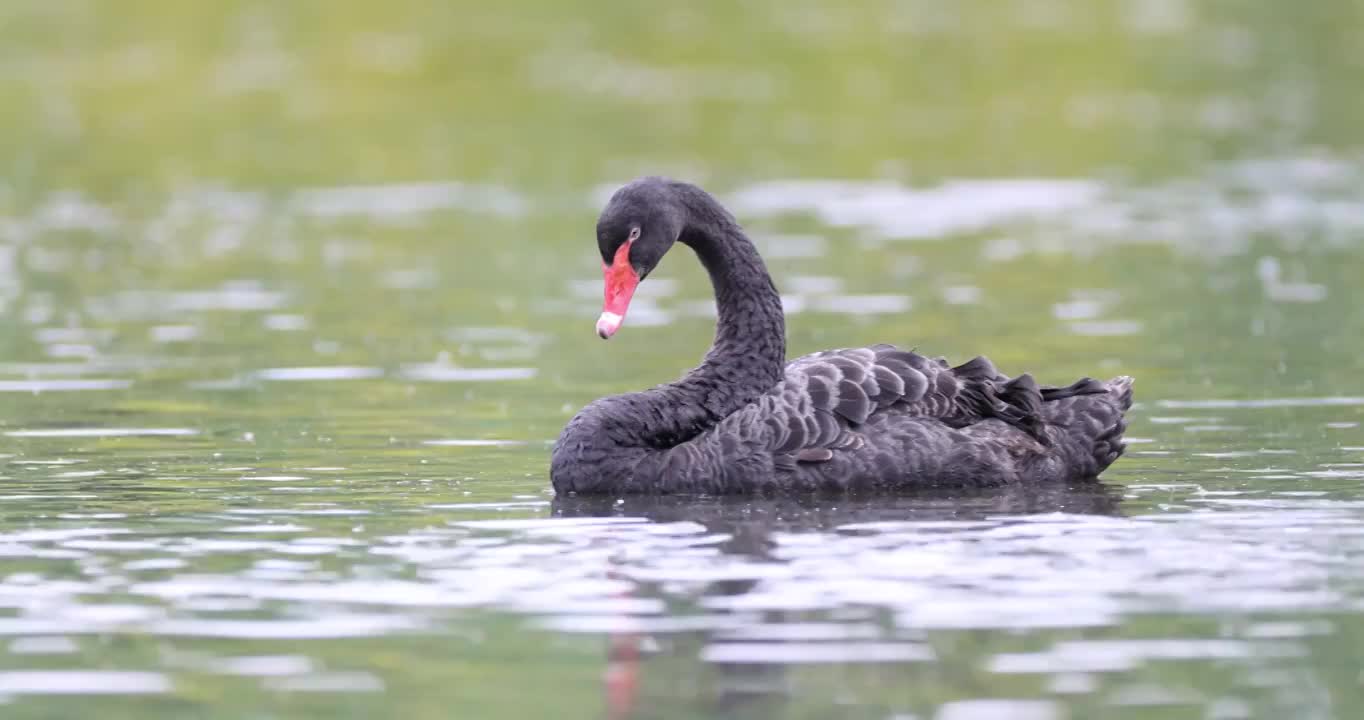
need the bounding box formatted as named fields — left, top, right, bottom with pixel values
left=596, top=312, right=623, bottom=339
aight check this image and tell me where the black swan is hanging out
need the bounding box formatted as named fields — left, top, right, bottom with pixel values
left=551, top=177, right=1133, bottom=495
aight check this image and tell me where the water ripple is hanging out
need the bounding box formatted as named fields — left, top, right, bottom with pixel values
left=0, top=671, right=171, bottom=695
left=4, top=428, right=198, bottom=438
left=0, top=379, right=132, bottom=392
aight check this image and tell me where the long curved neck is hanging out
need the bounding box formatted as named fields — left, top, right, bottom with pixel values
left=670, top=182, right=786, bottom=414
left=551, top=182, right=786, bottom=493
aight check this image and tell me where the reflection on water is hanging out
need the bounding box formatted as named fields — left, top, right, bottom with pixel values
left=553, top=483, right=1125, bottom=532
left=730, top=178, right=1103, bottom=239
left=546, top=475, right=1357, bottom=718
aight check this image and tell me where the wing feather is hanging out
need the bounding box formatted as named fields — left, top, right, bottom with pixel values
left=721, top=345, right=1055, bottom=467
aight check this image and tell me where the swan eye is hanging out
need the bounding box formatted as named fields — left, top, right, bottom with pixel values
left=628, top=227, right=640, bottom=242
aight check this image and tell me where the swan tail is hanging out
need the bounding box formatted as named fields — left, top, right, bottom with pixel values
left=1043, top=375, right=1134, bottom=478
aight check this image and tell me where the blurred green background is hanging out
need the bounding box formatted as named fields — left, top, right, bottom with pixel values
left=4, top=0, right=1362, bottom=192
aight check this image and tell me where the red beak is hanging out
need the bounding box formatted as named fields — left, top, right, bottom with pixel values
left=597, top=241, right=639, bottom=339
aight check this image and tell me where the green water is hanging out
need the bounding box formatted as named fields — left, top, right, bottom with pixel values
left=1, top=1, right=1363, bottom=718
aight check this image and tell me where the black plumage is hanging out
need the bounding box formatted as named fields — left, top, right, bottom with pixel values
left=550, top=177, right=1134, bottom=495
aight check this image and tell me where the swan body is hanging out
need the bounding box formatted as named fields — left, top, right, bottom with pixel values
left=551, top=177, right=1132, bottom=495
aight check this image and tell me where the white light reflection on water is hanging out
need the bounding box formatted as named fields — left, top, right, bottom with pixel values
left=1158, top=396, right=1364, bottom=409
left=0, top=379, right=132, bottom=392
left=399, top=364, right=538, bottom=382
left=1, top=483, right=1355, bottom=647
left=254, top=367, right=385, bottom=381
left=4, top=428, right=199, bottom=438
left=422, top=439, right=527, bottom=447
left=935, top=700, right=1063, bottom=720
left=290, top=182, right=527, bottom=220
left=728, top=178, right=1102, bottom=239
left=0, top=671, right=171, bottom=696
left=713, top=155, right=1364, bottom=261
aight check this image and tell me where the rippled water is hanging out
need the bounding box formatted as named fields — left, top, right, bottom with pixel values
left=2, top=1, right=1364, bottom=718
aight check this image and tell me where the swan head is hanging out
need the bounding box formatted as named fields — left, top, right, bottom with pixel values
left=593, top=177, right=685, bottom=339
